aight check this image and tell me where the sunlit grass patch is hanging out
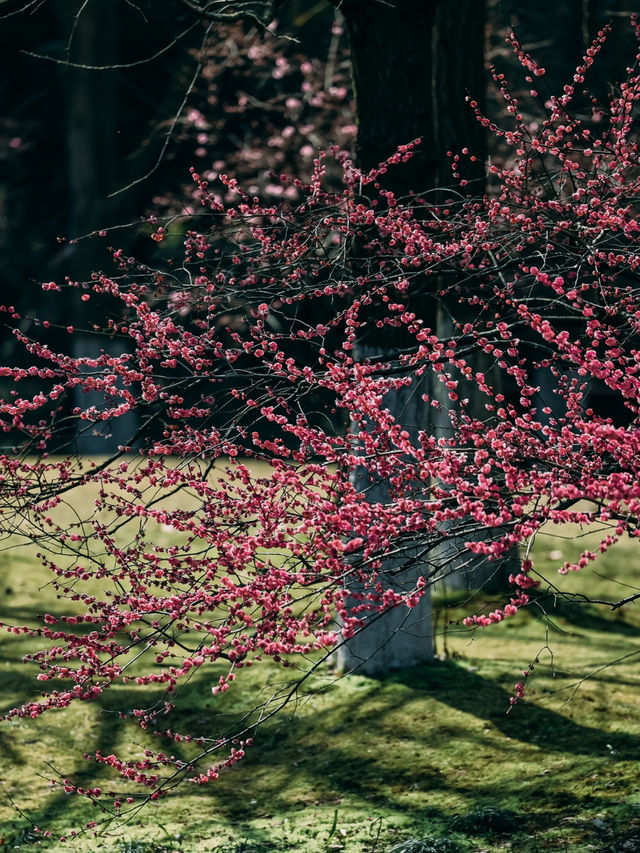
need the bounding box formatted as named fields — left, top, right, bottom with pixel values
left=0, top=466, right=639, bottom=851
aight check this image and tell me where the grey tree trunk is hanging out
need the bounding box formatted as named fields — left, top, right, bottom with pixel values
left=334, top=1, right=495, bottom=674
left=336, top=346, right=433, bottom=675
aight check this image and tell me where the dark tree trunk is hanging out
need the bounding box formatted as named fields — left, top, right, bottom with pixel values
left=344, top=0, right=485, bottom=193
left=54, top=0, right=138, bottom=453
left=336, top=1, right=497, bottom=676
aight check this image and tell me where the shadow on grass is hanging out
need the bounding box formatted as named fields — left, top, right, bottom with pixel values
left=529, top=594, right=640, bottom=638
left=0, top=664, right=283, bottom=852
left=2, top=645, right=639, bottom=850
left=391, top=660, right=640, bottom=758
left=188, top=658, right=640, bottom=839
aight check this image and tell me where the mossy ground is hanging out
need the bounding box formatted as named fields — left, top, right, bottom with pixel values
left=1, top=470, right=639, bottom=853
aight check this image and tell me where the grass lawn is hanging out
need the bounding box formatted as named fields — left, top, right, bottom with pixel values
left=0, top=461, right=639, bottom=853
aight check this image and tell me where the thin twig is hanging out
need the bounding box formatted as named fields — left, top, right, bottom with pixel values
left=21, top=22, right=199, bottom=70
left=108, top=21, right=214, bottom=198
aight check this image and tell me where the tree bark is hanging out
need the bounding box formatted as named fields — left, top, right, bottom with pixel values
left=54, top=1, right=138, bottom=453
left=335, top=0, right=491, bottom=675
left=337, top=345, right=434, bottom=673
left=343, top=0, right=485, bottom=193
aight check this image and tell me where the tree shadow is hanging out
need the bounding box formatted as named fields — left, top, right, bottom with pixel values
left=389, top=660, right=640, bottom=758
left=173, top=657, right=639, bottom=853
left=530, top=595, right=640, bottom=638
left=2, top=641, right=639, bottom=848
left=0, top=678, right=206, bottom=846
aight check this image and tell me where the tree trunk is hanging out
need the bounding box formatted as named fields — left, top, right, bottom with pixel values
left=336, top=0, right=490, bottom=675
left=337, top=345, right=434, bottom=673
left=54, top=1, right=138, bottom=454
left=342, top=0, right=485, bottom=193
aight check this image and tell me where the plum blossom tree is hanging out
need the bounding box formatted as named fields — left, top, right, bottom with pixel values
left=1, top=9, right=640, bottom=839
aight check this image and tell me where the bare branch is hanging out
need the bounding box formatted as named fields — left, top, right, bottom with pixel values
left=174, top=0, right=276, bottom=28
left=610, top=592, right=640, bottom=612
left=107, top=21, right=214, bottom=197
left=21, top=21, right=199, bottom=70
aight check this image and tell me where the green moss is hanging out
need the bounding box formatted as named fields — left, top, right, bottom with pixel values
left=1, top=494, right=640, bottom=852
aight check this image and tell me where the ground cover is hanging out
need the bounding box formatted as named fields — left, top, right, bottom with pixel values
left=0, top=464, right=639, bottom=853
